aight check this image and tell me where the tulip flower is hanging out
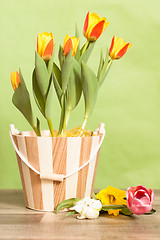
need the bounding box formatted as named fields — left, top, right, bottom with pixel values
left=109, top=35, right=132, bottom=60
left=63, top=34, right=79, bottom=57
left=83, top=11, right=109, bottom=42
left=126, top=185, right=154, bottom=215
left=37, top=32, right=54, bottom=61
left=11, top=71, right=20, bottom=91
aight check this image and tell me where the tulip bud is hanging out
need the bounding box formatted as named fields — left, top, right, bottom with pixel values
left=11, top=71, right=20, bottom=91
left=83, top=11, right=109, bottom=42
left=109, top=35, right=132, bottom=60
left=37, top=32, right=54, bottom=61
left=126, top=185, right=154, bottom=215
left=63, top=34, right=79, bottom=57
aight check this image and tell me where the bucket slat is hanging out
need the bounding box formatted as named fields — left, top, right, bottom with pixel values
left=37, top=137, right=54, bottom=211
left=52, top=138, right=67, bottom=209
left=91, top=134, right=103, bottom=195
left=16, top=136, right=35, bottom=209
left=66, top=137, right=81, bottom=199
left=85, top=136, right=100, bottom=197
left=25, top=136, right=43, bottom=210
left=76, top=137, right=92, bottom=198
left=13, top=135, right=29, bottom=207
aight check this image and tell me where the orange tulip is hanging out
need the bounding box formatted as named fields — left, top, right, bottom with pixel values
left=63, top=34, right=79, bottom=57
left=109, top=35, right=132, bottom=60
left=83, top=11, right=109, bottom=41
left=11, top=71, right=20, bottom=91
left=37, top=32, right=54, bottom=61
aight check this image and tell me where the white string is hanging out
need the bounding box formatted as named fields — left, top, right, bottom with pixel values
left=10, top=129, right=105, bottom=180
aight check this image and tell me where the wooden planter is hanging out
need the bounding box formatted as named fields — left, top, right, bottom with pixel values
left=10, top=123, right=105, bottom=211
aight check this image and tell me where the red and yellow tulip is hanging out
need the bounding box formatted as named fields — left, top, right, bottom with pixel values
left=109, top=35, right=132, bottom=60
left=63, top=34, right=79, bottom=57
left=83, top=11, right=109, bottom=41
left=37, top=32, right=54, bottom=61
left=11, top=71, right=20, bottom=91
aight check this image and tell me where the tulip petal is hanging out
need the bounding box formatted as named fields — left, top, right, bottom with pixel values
left=109, top=35, right=115, bottom=56
left=63, top=38, right=73, bottom=57
left=117, top=43, right=131, bottom=59
left=148, top=189, right=154, bottom=203
left=89, top=20, right=105, bottom=41
left=43, top=38, right=54, bottom=61
left=11, top=71, right=20, bottom=91
left=71, top=37, right=79, bottom=56
left=83, top=11, right=89, bottom=35
left=63, top=34, right=70, bottom=49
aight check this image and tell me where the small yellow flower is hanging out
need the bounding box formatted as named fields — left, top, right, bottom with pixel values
left=96, top=186, right=126, bottom=216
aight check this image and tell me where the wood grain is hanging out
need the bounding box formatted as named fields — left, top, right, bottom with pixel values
left=52, top=137, right=67, bottom=208
left=76, top=137, right=92, bottom=198
left=0, top=189, right=160, bottom=240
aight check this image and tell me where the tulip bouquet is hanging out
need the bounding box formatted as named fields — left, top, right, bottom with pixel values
left=11, top=11, right=132, bottom=137
left=57, top=185, right=156, bottom=219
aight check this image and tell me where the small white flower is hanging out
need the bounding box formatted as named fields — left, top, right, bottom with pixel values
left=69, top=197, right=102, bottom=220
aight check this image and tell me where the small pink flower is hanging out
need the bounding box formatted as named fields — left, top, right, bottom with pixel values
left=126, top=185, right=154, bottom=215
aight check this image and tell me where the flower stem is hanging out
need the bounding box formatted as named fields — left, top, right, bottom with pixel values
left=82, top=116, right=88, bottom=130
left=47, top=118, right=55, bottom=137
left=81, top=40, right=90, bottom=55
left=106, top=59, right=113, bottom=72
left=58, top=95, right=66, bottom=135
left=33, top=126, right=41, bottom=137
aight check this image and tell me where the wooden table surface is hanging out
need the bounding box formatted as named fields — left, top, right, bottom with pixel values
left=0, top=189, right=159, bottom=240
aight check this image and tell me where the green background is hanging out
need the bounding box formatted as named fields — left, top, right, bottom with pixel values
left=0, top=0, right=160, bottom=190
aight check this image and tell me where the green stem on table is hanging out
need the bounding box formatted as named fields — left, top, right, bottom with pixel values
left=81, top=40, right=90, bottom=55
left=47, top=118, right=55, bottom=137
left=33, top=126, right=41, bottom=137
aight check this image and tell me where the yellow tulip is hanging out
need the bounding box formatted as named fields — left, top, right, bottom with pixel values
left=83, top=11, right=109, bottom=41
left=11, top=71, right=20, bottom=91
left=63, top=34, right=79, bottom=57
left=37, top=32, right=54, bottom=61
left=109, top=35, right=132, bottom=60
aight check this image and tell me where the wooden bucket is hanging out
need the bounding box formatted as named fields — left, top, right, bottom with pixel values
left=10, top=123, right=105, bottom=211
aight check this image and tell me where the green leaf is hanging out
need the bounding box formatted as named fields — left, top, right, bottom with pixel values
left=12, top=70, right=34, bottom=128
left=120, top=208, right=133, bottom=216
left=47, top=53, right=54, bottom=78
left=66, top=59, right=82, bottom=110
left=56, top=198, right=80, bottom=214
left=58, top=94, right=66, bottom=134
left=98, top=57, right=112, bottom=88
left=52, top=64, right=63, bottom=106
left=74, top=24, right=80, bottom=61
left=144, top=208, right=156, bottom=215
left=92, top=193, right=98, bottom=200
left=78, top=42, right=95, bottom=64
left=81, top=61, right=98, bottom=119
left=97, top=50, right=104, bottom=80
left=61, top=50, right=73, bottom=93
left=58, top=45, right=65, bottom=69
left=53, top=63, right=62, bottom=88
left=32, top=69, right=45, bottom=116
left=102, top=204, right=126, bottom=211
left=35, top=51, right=50, bottom=97
left=66, top=211, right=77, bottom=217
left=36, top=118, right=41, bottom=136
left=45, top=77, right=53, bottom=118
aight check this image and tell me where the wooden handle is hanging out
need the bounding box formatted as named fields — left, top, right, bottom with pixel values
left=40, top=173, right=64, bottom=182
